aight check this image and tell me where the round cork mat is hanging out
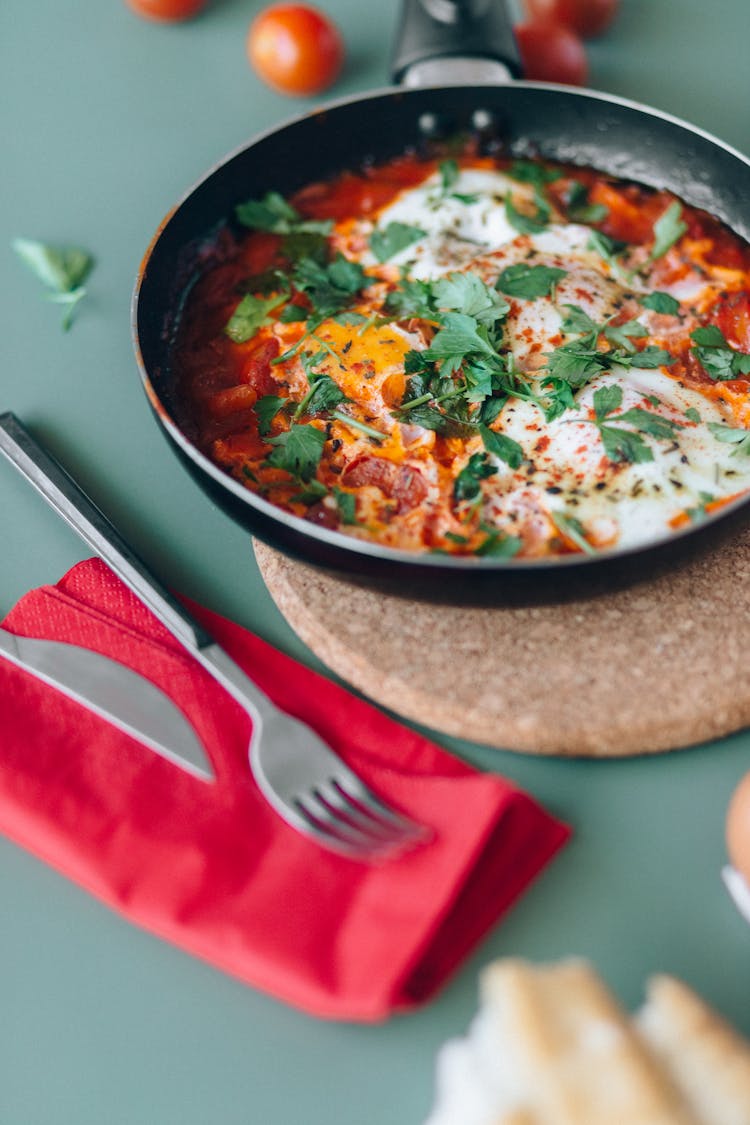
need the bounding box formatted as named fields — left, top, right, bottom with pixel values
left=254, top=532, right=750, bottom=758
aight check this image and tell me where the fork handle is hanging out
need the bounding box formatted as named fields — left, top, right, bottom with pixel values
left=0, top=412, right=215, bottom=652
left=0, top=413, right=278, bottom=724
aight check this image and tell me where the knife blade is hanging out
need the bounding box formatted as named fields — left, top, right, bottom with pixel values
left=0, top=626, right=213, bottom=781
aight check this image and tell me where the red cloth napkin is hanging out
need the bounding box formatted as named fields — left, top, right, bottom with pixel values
left=0, top=558, right=570, bottom=1022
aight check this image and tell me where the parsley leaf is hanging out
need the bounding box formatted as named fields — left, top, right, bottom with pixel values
left=550, top=512, right=596, bottom=554
left=564, top=181, right=608, bottom=224
left=690, top=326, right=750, bottom=381
left=422, top=311, right=496, bottom=374
left=12, top=237, right=95, bottom=331
left=255, top=394, right=287, bottom=436
left=453, top=451, right=498, bottom=503
left=603, top=317, right=649, bottom=354
left=496, top=263, right=567, bottom=299
left=505, top=194, right=549, bottom=235
left=708, top=422, right=750, bottom=456
left=587, top=384, right=682, bottom=464
left=383, top=276, right=436, bottom=320
left=333, top=487, right=358, bottom=524
left=649, top=201, right=687, bottom=261
left=225, top=291, right=288, bottom=343
left=235, top=192, right=331, bottom=236
left=479, top=424, right=524, bottom=469
left=474, top=525, right=523, bottom=557
left=265, top=424, right=327, bottom=482
left=292, top=253, right=368, bottom=321
left=641, top=291, right=681, bottom=316
left=508, top=161, right=561, bottom=187
left=370, top=221, right=426, bottom=263
left=432, top=272, right=509, bottom=326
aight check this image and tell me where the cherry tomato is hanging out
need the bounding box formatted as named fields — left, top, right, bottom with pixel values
left=125, top=0, right=208, bottom=21
left=523, top=0, right=618, bottom=38
left=727, top=771, right=750, bottom=885
left=515, top=20, right=588, bottom=85
left=247, top=4, right=344, bottom=97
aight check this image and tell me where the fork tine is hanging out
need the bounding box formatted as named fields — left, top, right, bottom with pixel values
left=334, top=772, right=428, bottom=840
left=295, top=791, right=386, bottom=851
left=315, top=779, right=406, bottom=841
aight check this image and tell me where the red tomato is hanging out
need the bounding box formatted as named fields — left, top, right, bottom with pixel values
left=515, top=20, right=588, bottom=85
left=125, top=0, right=208, bottom=21
left=523, top=0, right=618, bottom=38
left=247, top=4, right=344, bottom=97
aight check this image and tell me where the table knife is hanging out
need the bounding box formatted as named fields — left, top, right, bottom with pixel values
left=0, top=626, right=213, bottom=781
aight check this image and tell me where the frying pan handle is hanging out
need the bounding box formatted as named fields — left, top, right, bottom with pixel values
left=391, top=0, right=522, bottom=86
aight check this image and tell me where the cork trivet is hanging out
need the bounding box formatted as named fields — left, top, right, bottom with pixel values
left=254, top=531, right=750, bottom=757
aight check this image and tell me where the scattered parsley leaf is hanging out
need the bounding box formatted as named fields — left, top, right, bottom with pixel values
left=265, top=423, right=327, bottom=481
left=508, top=161, right=561, bottom=187
left=12, top=237, right=95, bottom=331
left=593, top=384, right=623, bottom=420
left=479, top=423, right=524, bottom=469
left=603, top=317, right=649, bottom=354
left=255, top=394, right=287, bottom=436
left=292, top=253, right=368, bottom=321
left=684, top=406, right=702, bottom=423
left=615, top=407, right=683, bottom=440
left=641, top=291, right=681, bottom=315
left=422, top=311, right=496, bottom=374
left=505, top=194, right=549, bottom=235
left=474, top=525, right=523, bottom=557
left=225, top=291, right=288, bottom=343
left=598, top=424, right=654, bottom=464
left=649, top=201, right=687, bottom=261
left=550, top=512, right=596, bottom=554
left=235, top=192, right=332, bottom=236
left=690, top=326, right=750, bottom=381
left=496, top=263, right=567, bottom=299
left=432, top=272, right=509, bottom=326
left=708, top=422, right=750, bottom=456
left=383, top=276, right=436, bottom=320
left=564, top=181, right=608, bottom=224
left=370, top=221, right=426, bottom=263
left=453, top=452, right=498, bottom=503
left=333, top=487, right=358, bottom=524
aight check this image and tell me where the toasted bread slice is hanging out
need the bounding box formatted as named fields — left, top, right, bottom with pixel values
left=478, top=959, right=697, bottom=1124
left=636, top=974, right=750, bottom=1125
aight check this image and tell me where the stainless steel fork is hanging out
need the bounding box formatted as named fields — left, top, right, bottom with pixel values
left=0, top=412, right=428, bottom=861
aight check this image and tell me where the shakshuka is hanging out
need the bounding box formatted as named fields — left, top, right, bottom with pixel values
left=172, top=152, right=750, bottom=559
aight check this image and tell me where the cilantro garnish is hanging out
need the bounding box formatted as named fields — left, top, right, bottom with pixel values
left=453, top=451, right=498, bottom=503
left=333, top=487, right=358, bottom=524
left=292, top=253, right=368, bottom=322
left=708, top=422, right=750, bottom=457
left=432, top=272, right=509, bottom=323
left=550, top=512, right=596, bottom=554
left=225, top=290, right=288, bottom=343
left=649, top=201, right=687, bottom=261
left=641, top=291, right=681, bottom=316
left=544, top=304, right=675, bottom=393
left=265, top=423, right=327, bottom=481
left=507, top=161, right=561, bottom=188
left=255, top=394, right=287, bottom=436
left=235, top=192, right=332, bottom=237
left=690, top=326, right=750, bottom=381
left=583, top=384, right=683, bottom=464
left=474, top=524, right=523, bottom=558
left=370, top=221, right=426, bottom=263
left=496, top=263, right=567, bottom=300
left=435, top=159, right=479, bottom=204
left=505, top=194, right=549, bottom=235
left=12, top=237, right=94, bottom=331
left=564, top=181, right=608, bottom=224
left=479, top=423, right=524, bottom=469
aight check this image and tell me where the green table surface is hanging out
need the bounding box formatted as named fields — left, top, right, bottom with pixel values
left=2, top=2, right=750, bottom=1121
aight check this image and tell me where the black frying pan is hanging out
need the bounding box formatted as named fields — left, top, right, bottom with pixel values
left=132, top=0, right=750, bottom=602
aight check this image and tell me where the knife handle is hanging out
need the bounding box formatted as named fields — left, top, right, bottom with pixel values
left=0, top=412, right=214, bottom=653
